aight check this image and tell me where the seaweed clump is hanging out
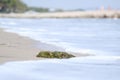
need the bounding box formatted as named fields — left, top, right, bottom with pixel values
left=36, top=51, right=75, bottom=59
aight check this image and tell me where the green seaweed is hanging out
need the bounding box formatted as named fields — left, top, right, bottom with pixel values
left=36, top=51, right=75, bottom=59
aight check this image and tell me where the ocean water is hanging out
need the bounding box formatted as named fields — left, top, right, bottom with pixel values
left=0, top=57, right=120, bottom=80
left=0, top=18, right=120, bottom=80
left=0, top=18, right=120, bottom=56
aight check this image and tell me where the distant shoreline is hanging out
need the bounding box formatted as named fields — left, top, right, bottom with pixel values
left=0, top=10, right=120, bottom=18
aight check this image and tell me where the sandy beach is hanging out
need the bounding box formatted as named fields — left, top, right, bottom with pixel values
left=0, top=27, right=88, bottom=64
left=0, top=28, right=44, bottom=64
left=0, top=26, right=71, bottom=64
left=0, top=10, right=120, bottom=18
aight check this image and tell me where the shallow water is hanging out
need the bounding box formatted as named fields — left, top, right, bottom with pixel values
left=0, top=57, right=120, bottom=80
left=0, top=18, right=120, bottom=56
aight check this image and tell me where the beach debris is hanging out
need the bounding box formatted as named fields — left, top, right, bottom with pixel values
left=36, top=51, right=75, bottom=59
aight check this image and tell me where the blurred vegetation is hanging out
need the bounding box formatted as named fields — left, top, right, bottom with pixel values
left=0, top=0, right=84, bottom=13
left=37, top=51, right=75, bottom=59
left=0, top=0, right=49, bottom=13
left=54, top=8, right=64, bottom=12
left=27, top=7, right=49, bottom=12
left=0, top=0, right=27, bottom=13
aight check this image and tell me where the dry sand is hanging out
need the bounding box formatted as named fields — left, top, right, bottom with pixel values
left=0, top=10, right=120, bottom=18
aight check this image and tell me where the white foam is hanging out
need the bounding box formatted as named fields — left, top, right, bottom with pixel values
left=1, top=26, right=110, bottom=56
left=8, top=22, right=17, bottom=25
left=0, top=21, right=17, bottom=25
left=0, top=57, right=120, bottom=80
left=65, top=47, right=108, bottom=56
left=1, top=18, right=120, bottom=56
left=0, top=22, right=6, bottom=25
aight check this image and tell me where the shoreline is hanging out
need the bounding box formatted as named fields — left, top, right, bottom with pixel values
left=0, top=23, right=93, bottom=64
left=0, top=27, right=65, bottom=64
left=0, top=28, right=41, bottom=64
left=0, top=10, right=120, bottom=18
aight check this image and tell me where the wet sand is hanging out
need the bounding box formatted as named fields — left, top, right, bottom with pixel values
left=0, top=27, right=69, bottom=64
left=0, top=28, right=44, bottom=64
left=0, top=27, right=90, bottom=64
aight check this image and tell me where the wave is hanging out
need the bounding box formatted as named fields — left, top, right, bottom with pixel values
left=0, top=18, right=120, bottom=56
left=0, top=56, right=120, bottom=80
